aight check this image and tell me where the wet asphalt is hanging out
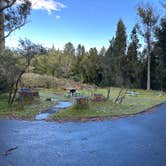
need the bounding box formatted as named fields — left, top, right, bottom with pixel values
left=0, top=103, right=166, bottom=166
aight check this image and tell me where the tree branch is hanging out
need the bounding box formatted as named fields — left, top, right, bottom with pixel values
left=0, top=0, right=17, bottom=12
left=0, top=146, right=18, bottom=156
left=1, top=19, right=27, bottom=41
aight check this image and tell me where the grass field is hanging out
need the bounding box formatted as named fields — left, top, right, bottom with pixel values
left=0, top=88, right=166, bottom=120
left=53, top=88, right=166, bottom=120
left=0, top=89, right=60, bottom=119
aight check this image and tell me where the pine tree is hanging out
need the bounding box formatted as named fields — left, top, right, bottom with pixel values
left=126, top=26, right=141, bottom=88
left=112, top=19, right=127, bottom=86
left=155, top=17, right=166, bottom=91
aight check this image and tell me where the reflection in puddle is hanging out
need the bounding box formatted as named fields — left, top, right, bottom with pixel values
left=35, top=113, right=50, bottom=120
left=35, top=101, right=73, bottom=120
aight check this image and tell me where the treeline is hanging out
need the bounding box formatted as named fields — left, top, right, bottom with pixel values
left=1, top=4, right=166, bottom=92
left=32, top=15, right=166, bottom=90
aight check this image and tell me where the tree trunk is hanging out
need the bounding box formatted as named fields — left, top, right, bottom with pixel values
left=106, top=87, right=111, bottom=100
left=0, top=9, right=5, bottom=51
left=8, top=65, right=28, bottom=105
left=147, top=30, right=151, bottom=90
left=147, top=52, right=151, bottom=90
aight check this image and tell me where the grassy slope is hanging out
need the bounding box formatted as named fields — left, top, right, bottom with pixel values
left=53, top=88, right=166, bottom=120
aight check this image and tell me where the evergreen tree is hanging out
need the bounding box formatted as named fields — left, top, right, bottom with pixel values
left=99, top=47, right=106, bottom=57
left=103, top=37, right=115, bottom=86
left=111, top=19, right=127, bottom=86
left=155, top=17, right=166, bottom=91
left=125, top=26, right=141, bottom=88
left=72, top=44, right=85, bottom=81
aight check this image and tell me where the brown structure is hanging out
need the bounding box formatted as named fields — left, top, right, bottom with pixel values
left=92, top=94, right=105, bottom=102
left=18, top=88, right=39, bottom=105
left=75, top=97, right=88, bottom=106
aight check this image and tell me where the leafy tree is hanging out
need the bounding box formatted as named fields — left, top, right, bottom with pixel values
left=61, top=42, right=75, bottom=78
left=0, top=0, right=31, bottom=51
left=19, top=39, right=46, bottom=68
left=7, top=39, right=46, bottom=105
left=137, top=4, right=158, bottom=90
left=0, top=49, right=21, bottom=93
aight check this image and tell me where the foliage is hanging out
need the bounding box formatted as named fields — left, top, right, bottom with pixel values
left=125, top=26, right=141, bottom=88
left=154, top=17, right=166, bottom=91
left=103, top=19, right=127, bottom=87
left=53, top=88, right=166, bottom=120
left=137, top=3, right=158, bottom=90
left=0, top=0, right=31, bottom=50
left=0, top=90, right=58, bottom=119
left=0, top=50, right=22, bottom=93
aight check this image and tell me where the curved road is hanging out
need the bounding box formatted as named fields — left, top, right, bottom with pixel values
left=0, top=103, right=166, bottom=166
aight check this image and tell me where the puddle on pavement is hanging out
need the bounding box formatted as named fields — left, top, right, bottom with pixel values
left=35, top=100, right=73, bottom=120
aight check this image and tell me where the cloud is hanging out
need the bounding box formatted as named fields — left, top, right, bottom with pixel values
left=17, top=0, right=66, bottom=14
left=55, top=15, right=61, bottom=19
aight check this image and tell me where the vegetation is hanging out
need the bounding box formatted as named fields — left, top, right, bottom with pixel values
left=137, top=4, right=158, bottom=90
left=53, top=88, right=166, bottom=121
left=0, top=89, right=59, bottom=119
left=0, top=2, right=166, bottom=121
left=0, top=0, right=31, bottom=51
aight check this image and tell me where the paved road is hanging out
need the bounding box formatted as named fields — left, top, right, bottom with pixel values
left=0, top=103, right=166, bottom=166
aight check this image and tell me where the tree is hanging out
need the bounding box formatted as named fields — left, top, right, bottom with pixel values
left=62, top=42, right=75, bottom=78
left=114, top=19, right=127, bottom=86
left=125, top=26, right=141, bottom=88
left=155, top=17, right=166, bottom=91
left=104, top=19, right=127, bottom=86
left=72, top=44, right=85, bottom=81
left=81, top=47, right=103, bottom=85
left=8, top=39, right=46, bottom=105
left=137, top=4, right=158, bottom=90
left=19, top=39, right=46, bottom=67
left=0, top=49, right=21, bottom=93
left=99, top=47, right=106, bottom=56
left=0, top=0, right=31, bottom=51
left=103, top=37, right=115, bottom=86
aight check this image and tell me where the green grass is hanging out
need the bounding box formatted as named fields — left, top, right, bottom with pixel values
left=0, top=88, right=166, bottom=121
left=53, top=88, right=166, bottom=120
left=0, top=89, right=60, bottom=119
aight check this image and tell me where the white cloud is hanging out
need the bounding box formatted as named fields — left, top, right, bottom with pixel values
left=17, top=0, right=66, bottom=14
left=55, top=15, right=61, bottom=19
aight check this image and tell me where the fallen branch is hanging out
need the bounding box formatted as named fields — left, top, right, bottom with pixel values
left=0, top=146, right=18, bottom=156
left=114, top=88, right=127, bottom=104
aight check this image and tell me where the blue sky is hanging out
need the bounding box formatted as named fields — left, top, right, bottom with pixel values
left=6, top=0, right=165, bottom=50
